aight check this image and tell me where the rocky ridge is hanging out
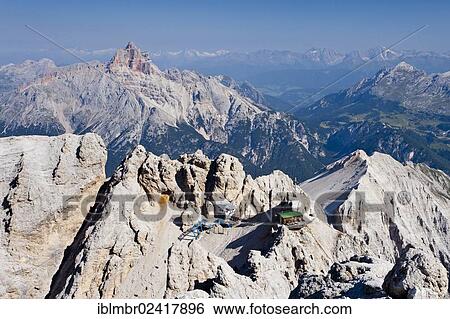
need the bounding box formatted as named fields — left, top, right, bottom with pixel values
left=46, top=145, right=319, bottom=298
left=347, top=62, right=450, bottom=115
left=296, top=62, right=450, bottom=176
left=0, top=42, right=322, bottom=180
left=47, top=145, right=449, bottom=299
left=301, top=150, right=450, bottom=297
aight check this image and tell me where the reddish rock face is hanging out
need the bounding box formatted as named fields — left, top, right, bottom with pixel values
left=108, top=41, right=152, bottom=74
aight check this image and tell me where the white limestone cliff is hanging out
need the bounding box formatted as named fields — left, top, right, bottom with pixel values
left=0, top=133, right=106, bottom=298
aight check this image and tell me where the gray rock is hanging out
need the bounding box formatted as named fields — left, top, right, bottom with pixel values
left=292, top=256, right=392, bottom=299
left=1, top=136, right=448, bottom=300
left=47, top=146, right=313, bottom=298
left=175, top=289, right=210, bottom=299
left=383, top=245, right=449, bottom=298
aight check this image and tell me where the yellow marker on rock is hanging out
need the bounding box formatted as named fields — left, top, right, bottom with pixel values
left=159, top=194, right=170, bottom=205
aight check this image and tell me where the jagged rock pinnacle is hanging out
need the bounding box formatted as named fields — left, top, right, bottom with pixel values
left=108, top=42, right=153, bottom=74
left=391, top=61, right=415, bottom=72
left=125, top=41, right=137, bottom=50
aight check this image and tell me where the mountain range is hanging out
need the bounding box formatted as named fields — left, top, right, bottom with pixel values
left=149, top=47, right=450, bottom=107
left=0, top=41, right=449, bottom=299
left=150, top=46, right=450, bottom=72
left=6, top=45, right=450, bottom=109
left=296, top=62, right=450, bottom=174
left=1, top=43, right=449, bottom=179
left=1, top=134, right=448, bottom=298
left=0, top=42, right=323, bottom=181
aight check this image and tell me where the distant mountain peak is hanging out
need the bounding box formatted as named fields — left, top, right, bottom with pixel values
left=304, top=47, right=344, bottom=65
left=366, top=46, right=401, bottom=60
left=107, top=42, right=153, bottom=74
left=125, top=41, right=138, bottom=50
left=390, top=61, right=415, bottom=73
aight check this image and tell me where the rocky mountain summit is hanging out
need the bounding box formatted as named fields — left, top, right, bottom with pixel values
left=1, top=134, right=448, bottom=299
left=346, top=62, right=450, bottom=116
left=296, top=62, right=450, bottom=175
left=301, top=150, right=450, bottom=295
left=47, top=146, right=450, bottom=299
left=301, top=61, right=450, bottom=120
left=0, top=42, right=322, bottom=181
left=46, top=144, right=315, bottom=298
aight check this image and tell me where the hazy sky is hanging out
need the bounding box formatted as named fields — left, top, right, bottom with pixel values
left=1, top=0, right=449, bottom=61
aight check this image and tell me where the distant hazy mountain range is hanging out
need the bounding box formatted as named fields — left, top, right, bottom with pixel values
left=150, top=47, right=450, bottom=72
left=148, top=47, right=450, bottom=107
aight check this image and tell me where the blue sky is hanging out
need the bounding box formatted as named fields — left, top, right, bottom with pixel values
left=0, top=0, right=449, bottom=62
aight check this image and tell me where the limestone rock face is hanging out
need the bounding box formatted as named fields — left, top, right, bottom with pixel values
left=47, top=146, right=180, bottom=298
left=175, top=289, right=210, bottom=299
left=136, top=149, right=312, bottom=220
left=165, top=241, right=221, bottom=298
left=164, top=220, right=367, bottom=299
left=45, top=147, right=449, bottom=299
left=302, top=150, right=450, bottom=271
left=208, top=154, right=246, bottom=203
left=383, top=245, right=449, bottom=299
left=292, top=256, right=392, bottom=299
left=164, top=240, right=288, bottom=298
left=0, top=133, right=106, bottom=298
left=249, top=170, right=312, bottom=217
left=107, top=42, right=154, bottom=75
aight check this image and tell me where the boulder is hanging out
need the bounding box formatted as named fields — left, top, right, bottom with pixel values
left=383, top=245, right=449, bottom=298
left=292, top=255, right=392, bottom=299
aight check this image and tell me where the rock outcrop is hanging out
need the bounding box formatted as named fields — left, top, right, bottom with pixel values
left=127, top=148, right=311, bottom=220
left=165, top=221, right=365, bottom=299
left=0, top=133, right=106, bottom=298
left=107, top=42, right=154, bottom=75
left=302, top=151, right=450, bottom=259
left=291, top=256, right=392, bottom=299
left=383, top=245, right=449, bottom=298
left=46, top=145, right=315, bottom=298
